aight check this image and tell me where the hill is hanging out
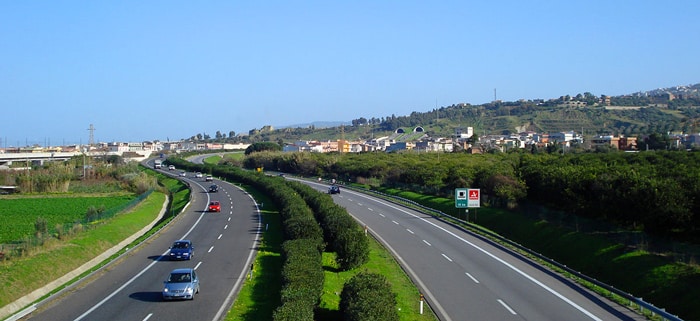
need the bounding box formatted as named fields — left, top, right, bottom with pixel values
left=199, top=83, right=700, bottom=143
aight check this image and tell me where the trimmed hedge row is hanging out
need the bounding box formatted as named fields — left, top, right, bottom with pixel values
left=273, top=238, right=325, bottom=321
left=285, top=181, right=369, bottom=271
left=340, top=272, right=399, bottom=321
left=166, top=159, right=324, bottom=320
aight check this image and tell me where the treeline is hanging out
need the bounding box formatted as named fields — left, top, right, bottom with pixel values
left=243, top=150, right=700, bottom=240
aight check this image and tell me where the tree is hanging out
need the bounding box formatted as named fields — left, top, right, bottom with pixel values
left=641, top=133, right=671, bottom=150
left=244, top=142, right=283, bottom=155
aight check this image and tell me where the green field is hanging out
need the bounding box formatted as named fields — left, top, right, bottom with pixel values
left=0, top=195, right=135, bottom=244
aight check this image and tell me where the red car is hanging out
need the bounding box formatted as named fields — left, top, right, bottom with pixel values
left=208, top=201, right=221, bottom=212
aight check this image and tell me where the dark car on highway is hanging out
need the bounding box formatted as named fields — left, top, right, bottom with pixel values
left=168, top=240, right=193, bottom=260
left=209, top=184, right=218, bottom=193
left=328, top=185, right=340, bottom=194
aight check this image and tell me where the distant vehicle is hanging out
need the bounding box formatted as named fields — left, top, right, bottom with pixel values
left=154, top=159, right=162, bottom=169
left=328, top=185, right=340, bottom=194
left=179, top=171, right=187, bottom=177
left=168, top=165, right=175, bottom=170
left=205, top=175, right=213, bottom=181
left=195, top=172, right=203, bottom=178
left=208, top=201, right=221, bottom=212
left=162, top=268, right=199, bottom=300
left=168, top=240, right=193, bottom=260
left=209, top=184, right=218, bottom=193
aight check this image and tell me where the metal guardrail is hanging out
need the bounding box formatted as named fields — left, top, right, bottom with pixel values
left=344, top=185, right=684, bottom=321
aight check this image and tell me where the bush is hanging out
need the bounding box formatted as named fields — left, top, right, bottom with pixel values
left=274, top=239, right=324, bottom=321
left=340, top=272, right=399, bottom=321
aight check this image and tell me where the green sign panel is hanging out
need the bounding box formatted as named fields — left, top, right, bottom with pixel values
left=455, top=188, right=468, bottom=208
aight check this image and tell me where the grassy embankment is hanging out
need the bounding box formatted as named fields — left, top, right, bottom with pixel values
left=224, top=185, right=437, bottom=321
left=0, top=169, right=191, bottom=310
left=373, top=187, right=700, bottom=321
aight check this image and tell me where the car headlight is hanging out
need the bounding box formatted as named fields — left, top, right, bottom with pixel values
left=163, top=288, right=169, bottom=292
left=185, top=287, right=193, bottom=294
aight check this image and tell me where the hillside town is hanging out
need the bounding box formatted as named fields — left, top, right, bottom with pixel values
left=4, top=125, right=700, bottom=169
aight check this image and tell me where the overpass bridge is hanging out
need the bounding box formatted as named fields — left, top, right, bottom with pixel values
left=0, top=152, right=85, bottom=167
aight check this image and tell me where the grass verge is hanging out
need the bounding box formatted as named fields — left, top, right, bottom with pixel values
left=225, top=189, right=282, bottom=321
left=316, top=236, right=438, bottom=321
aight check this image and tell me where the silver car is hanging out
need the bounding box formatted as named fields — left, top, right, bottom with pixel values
left=162, top=268, right=200, bottom=300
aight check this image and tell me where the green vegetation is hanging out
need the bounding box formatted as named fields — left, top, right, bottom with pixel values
left=245, top=151, right=700, bottom=241
left=340, top=272, right=399, bottom=321
left=0, top=166, right=191, bottom=312
left=318, top=239, right=437, bottom=321
left=0, top=195, right=135, bottom=244
left=0, top=191, right=165, bottom=308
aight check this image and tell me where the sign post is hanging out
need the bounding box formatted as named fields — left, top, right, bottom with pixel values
left=456, top=188, right=480, bottom=222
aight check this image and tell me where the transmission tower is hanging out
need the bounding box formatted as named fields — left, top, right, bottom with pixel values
left=87, top=124, right=96, bottom=146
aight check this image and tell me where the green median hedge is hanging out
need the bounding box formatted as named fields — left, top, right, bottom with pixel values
left=285, top=181, right=369, bottom=271
left=166, top=159, right=325, bottom=320
left=274, top=238, right=325, bottom=321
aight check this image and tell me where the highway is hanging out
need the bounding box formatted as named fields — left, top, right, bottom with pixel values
left=23, top=171, right=260, bottom=321
left=297, top=179, right=644, bottom=321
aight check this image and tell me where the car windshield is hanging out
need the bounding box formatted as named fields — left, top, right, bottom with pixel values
left=168, top=272, right=192, bottom=283
left=172, top=242, right=189, bottom=249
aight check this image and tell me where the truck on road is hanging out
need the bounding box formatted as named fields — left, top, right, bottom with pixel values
left=154, top=159, right=163, bottom=169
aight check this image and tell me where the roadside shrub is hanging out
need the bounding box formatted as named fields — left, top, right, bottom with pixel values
left=335, top=229, right=370, bottom=270
left=340, top=272, right=399, bottom=321
left=274, top=238, right=324, bottom=321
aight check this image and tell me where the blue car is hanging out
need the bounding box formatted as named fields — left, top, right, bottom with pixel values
left=168, top=240, right=193, bottom=260
left=162, top=268, right=200, bottom=300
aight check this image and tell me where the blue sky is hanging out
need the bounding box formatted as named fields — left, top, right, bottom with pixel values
left=2, top=1, right=699, bottom=146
